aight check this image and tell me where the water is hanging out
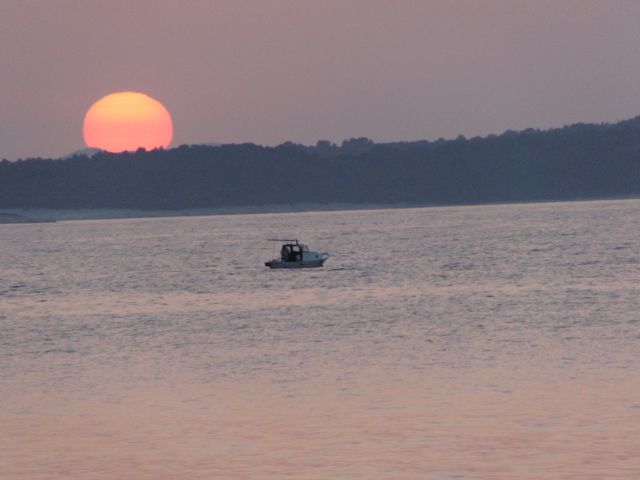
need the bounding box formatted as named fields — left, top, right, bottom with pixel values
left=2, top=200, right=640, bottom=479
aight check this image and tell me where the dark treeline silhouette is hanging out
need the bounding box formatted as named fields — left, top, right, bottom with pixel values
left=2, top=116, right=640, bottom=210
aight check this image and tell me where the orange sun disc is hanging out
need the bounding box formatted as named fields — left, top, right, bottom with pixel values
left=83, top=91, right=173, bottom=153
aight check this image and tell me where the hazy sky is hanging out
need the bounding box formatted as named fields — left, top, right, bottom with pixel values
left=1, top=0, right=640, bottom=159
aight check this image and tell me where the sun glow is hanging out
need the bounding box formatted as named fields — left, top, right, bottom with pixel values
left=83, top=92, right=173, bottom=153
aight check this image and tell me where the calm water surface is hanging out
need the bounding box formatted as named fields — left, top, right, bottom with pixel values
left=2, top=200, right=640, bottom=479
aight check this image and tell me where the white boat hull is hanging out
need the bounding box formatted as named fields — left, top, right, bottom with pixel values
left=265, top=252, right=329, bottom=269
left=265, top=258, right=327, bottom=269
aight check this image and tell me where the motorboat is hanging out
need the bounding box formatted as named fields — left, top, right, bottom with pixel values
left=265, top=239, right=329, bottom=269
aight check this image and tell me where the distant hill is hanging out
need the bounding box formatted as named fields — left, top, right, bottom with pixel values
left=191, top=142, right=222, bottom=148
left=60, top=147, right=104, bottom=159
left=2, top=117, right=640, bottom=211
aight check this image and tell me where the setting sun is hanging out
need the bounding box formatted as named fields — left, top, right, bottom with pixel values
left=83, top=92, right=173, bottom=153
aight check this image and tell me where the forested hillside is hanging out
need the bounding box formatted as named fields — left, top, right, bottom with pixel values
left=2, top=117, right=640, bottom=210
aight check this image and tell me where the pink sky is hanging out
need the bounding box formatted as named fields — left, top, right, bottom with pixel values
left=1, top=0, right=640, bottom=159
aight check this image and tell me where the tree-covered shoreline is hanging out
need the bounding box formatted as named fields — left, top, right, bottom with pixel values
left=2, top=117, right=640, bottom=210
